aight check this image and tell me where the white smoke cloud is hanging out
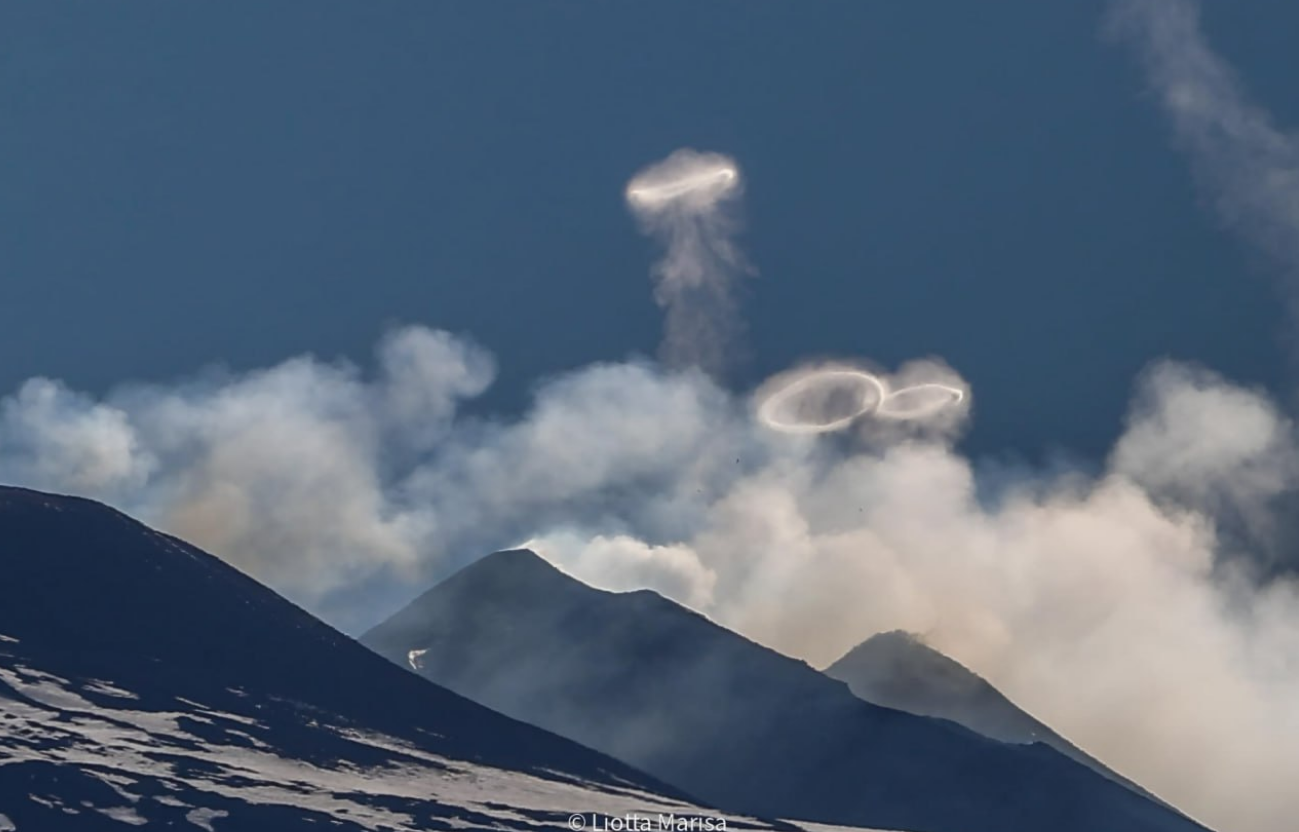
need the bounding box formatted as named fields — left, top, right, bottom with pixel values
left=0, top=328, right=494, bottom=609
left=523, top=366, right=1299, bottom=832
left=1112, top=360, right=1299, bottom=552
left=625, top=149, right=748, bottom=376
left=374, top=327, right=496, bottom=455
left=2, top=333, right=1293, bottom=830
left=0, top=379, right=153, bottom=496
left=526, top=530, right=717, bottom=610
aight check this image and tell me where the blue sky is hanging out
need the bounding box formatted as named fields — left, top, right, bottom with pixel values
left=1, top=1, right=1295, bottom=460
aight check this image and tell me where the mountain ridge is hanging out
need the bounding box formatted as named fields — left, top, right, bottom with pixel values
left=824, top=630, right=1166, bottom=806
left=2, top=486, right=811, bottom=831
left=363, top=548, right=1212, bottom=832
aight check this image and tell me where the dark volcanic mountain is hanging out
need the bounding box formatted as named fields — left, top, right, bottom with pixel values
left=824, top=631, right=1161, bottom=803
left=362, top=549, right=1212, bottom=832
left=825, top=631, right=1065, bottom=745
left=0, top=487, right=807, bottom=832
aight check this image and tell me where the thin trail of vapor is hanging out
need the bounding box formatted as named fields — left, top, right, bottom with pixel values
left=1110, top=0, right=1299, bottom=309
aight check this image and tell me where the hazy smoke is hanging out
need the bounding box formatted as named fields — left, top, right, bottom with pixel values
left=625, top=149, right=748, bottom=376
left=4, top=333, right=1293, bottom=830
left=1110, top=0, right=1299, bottom=302
left=1112, top=361, right=1299, bottom=558
left=2, top=9, right=1298, bottom=831
left=527, top=363, right=1299, bottom=832
left=0, top=328, right=494, bottom=619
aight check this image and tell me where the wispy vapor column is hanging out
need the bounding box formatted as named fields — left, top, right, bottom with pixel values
left=1111, top=0, right=1299, bottom=308
left=625, top=149, right=748, bottom=377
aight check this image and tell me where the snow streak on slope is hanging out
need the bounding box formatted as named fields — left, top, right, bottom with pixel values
left=1, top=648, right=850, bottom=831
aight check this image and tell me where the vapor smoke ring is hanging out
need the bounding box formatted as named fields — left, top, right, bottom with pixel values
left=624, top=149, right=746, bottom=377
left=756, top=369, right=887, bottom=434
left=625, top=163, right=739, bottom=211
left=876, top=383, right=967, bottom=421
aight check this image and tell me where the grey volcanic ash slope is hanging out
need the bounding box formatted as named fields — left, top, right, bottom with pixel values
left=0, top=486, right=815, bottom=832
left=362, top=549, right=1212, bottom=832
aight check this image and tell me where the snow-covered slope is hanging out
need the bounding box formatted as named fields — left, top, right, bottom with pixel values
left=363, top=550, right=1213, bottom=832
left=0, top=486, right=865, bottom=831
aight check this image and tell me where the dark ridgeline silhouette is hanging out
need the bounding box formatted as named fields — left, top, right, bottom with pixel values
left=0, top=487, right=707, bottom=832
left=823, top=630, right=1173, bottom=808
left=363, top=549, right=1214, bottom=832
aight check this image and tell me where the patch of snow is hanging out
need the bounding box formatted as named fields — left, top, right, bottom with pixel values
left=0, top=665, right=95, bottom=711
left=186, top=807, right=228, bottom=831
left=0, top=633, right=19, bottom=644
left=92, top=771, right=142, bottom=803
left=81, top=679, right=140, bottom=701
left=0, top=660, right=890, bottom=831
left=407, top=648, right=428, bottom=671
left=0, top=812, right=14, bottom=831
left=94, top=805, right=147, bottom=825
left=175, top=696, right=261, bottom=727
left=224, top=728, right=273, bottom=749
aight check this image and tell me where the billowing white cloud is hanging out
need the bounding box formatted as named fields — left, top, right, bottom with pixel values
left=526, top=530, right=717, bottom=609
left=1112, top=361, right=1298, bottom=552
left=2, top=333, right=1293, bottom=831
left=0, top=328, right=493, bottom=606
left=0, top=378, right=153, bottom=495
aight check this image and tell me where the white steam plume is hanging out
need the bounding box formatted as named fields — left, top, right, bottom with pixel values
left=625, top=149, right=748, bottom=376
